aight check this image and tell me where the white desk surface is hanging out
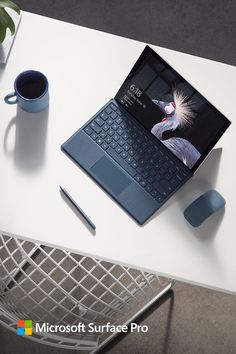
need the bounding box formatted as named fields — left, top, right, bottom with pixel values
left=0, top=12, right=235, bottom=295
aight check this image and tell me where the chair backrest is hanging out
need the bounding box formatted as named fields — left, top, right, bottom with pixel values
left=0, top=233, right=165, bottom=351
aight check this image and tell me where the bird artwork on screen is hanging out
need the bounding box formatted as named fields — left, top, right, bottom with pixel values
left=115, top=46, right=231, bottom=172
left=151, top=89, right=201, bottom=169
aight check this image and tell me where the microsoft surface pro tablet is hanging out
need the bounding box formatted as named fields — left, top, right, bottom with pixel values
left=62, top=46, right=231, bottom=225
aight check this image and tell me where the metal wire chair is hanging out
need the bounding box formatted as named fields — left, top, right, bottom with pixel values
left=0, top=233, right=174, bottom=353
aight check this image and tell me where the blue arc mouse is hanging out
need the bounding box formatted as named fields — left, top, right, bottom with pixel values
left=184, top=190, right=225, bottom=227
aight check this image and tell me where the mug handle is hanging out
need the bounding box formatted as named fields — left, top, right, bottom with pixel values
left=4, top=92, right=18, bottom=105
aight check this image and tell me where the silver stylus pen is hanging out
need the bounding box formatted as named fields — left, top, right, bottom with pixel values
left=59, top=186, right=96, bottom=230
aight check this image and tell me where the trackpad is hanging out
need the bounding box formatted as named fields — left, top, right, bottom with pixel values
left=90, top=156, right=131, bottom=195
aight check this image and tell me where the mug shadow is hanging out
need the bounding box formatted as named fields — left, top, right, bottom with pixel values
left=3, top=106, right=49, bottom=172
left=0, top=62, right=5, bottom=79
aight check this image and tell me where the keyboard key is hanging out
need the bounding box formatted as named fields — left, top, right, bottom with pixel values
left=147, top=147, right=153, bottom=154
left=116, top=146, right=123, bottom=154
left=105, top=107, right=112, bottom=114
left=126, top=156, right=133, bottom=164
left=100, top=112, right=108, bottom=120
left=143, top=142, right=148, bottom=149
left=140, top=180, right=147, bottom=187
left=152, top=181, right=167, bottom=196
left=150, top=169, right=157, bottom=177
left=121, top=122, right=127, bottom=129
left=90, top=121, right=102, bottom=134
left=107, top=118, right=113, bottom=125
left=137, top=167, right=143, bottom=174
left=163, top=162, right=169, bottom=169
left=135, top=175, right=142, bottom=182
left=156, top=195, right=164, bottom=203
left=137, top=137, right=143, bottom=144
left=95, top=117, right=104, bottom=126
left=111, top=112, right=117, bottom=119
left=147, top=176, right=154, bottom=184
left=112, top=123, right=118, bottom=130
left=100, top=131, right=107, bottom=139
left=142, top=171, right=149, bottom=179
left=113, top=134, right=120, bottom=141
left=129, top=149, right=135, bottom=156
left=131, top=161, right=138, bottom=169
left=138, top=148, right=145, bottom=155
left=111, top=141, right=117, bottom=149
left=84, top=126, right=92, bottom=135
left=91, top=133, right=98, bottom=140
left=107, top=147, right=136, bottom=177
left=160, top=179, right=173, bottom=192
left=139, top=159, right=145, bottom=166
left=108, top=129, right=115, bottom=136
left=145, top=164, right=151, bottom=171
left=127, top=138, right=134, bottom=145
left=103, top=124, right=109, bottom=131
left=123, top=144, right=130, bottom=152
left=105, top=136, right=112, bottom=144
left=117, top=128, right=123, bottom=135
left=101, top=142, right=108, bottom=150
left=168, top=167, right=175, bottom=175
left=146, top=185, right=152, bottom=193
left=121, top=152, right=127, bottom=159
left=171, top=178, right=179, bottom=187
left=159, top=168, right=166, bottom=175
left=118, top=139, right=125, bottom=146
left=176, top=174, right=184, bottom=182
left=110, top=103, right=117, bottom=111
left=116, top=117, right=122, bottom=124
left=151, top=190, right=158, bottom=198
left=165, top=173, right=171, bottom=180
left=122, top=133, right=129, bottom=140
left=127, top=119, right=133, bottom=126
left=96, top=137, right=103, bottom=145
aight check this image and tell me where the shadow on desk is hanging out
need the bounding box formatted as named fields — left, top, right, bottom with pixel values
left=176, top=147, right=224, bottom=240
left=60, top=189, right=96, bottom=236
left=0, top=63, right=5, bottom=78
left=149, top=148, right=224, bottom=240
left=3, top=106, right=49, bottom=172
left=102, top=289, right=174, bottom=354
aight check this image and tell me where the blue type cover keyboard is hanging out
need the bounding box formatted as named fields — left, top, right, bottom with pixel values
left=83, top=102, right=188, bottom=203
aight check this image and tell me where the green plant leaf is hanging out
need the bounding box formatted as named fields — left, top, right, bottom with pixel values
left=0, top=1, right=20, bottom=15
left=0, top=7, right=15, bottom=34
left=0, top=8, right=15, bottom=44
left=0, top=1, right=20, bottom=43
left=0, top=13, right=7, bottom=43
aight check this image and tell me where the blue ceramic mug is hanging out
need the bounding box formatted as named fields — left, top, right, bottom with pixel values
left=4, top=70, right=49, bottom=113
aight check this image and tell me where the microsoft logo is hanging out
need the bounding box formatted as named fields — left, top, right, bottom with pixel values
left=17, top=320, right=33, bottom=336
